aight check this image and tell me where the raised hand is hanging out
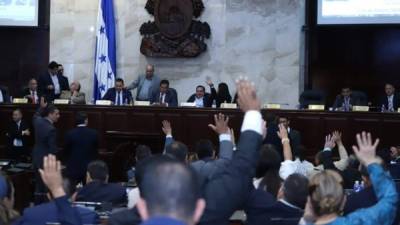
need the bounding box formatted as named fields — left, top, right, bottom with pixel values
left=208, top=113, right=230, bottom=135
left=277, top=124, right=289, bottom=140
left=39, top=154, right=65, bottom=198
left=324, top=134, right=336, bottom=149
left=40, top=97, right=47, bottom=108
left=162, top=120, right=172, bottom=136
left=236, top=78, right=261, bottom=112
left=332, top=131, right=342, bottom=144
left=206, top=77, right=214, bottom=87
left=352, top=132, right=380, bottom=166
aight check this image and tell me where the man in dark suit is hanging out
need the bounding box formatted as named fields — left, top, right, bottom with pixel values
left=187, top=85, right=212, bottom=108
left=332, top=87, right=359, bottom=111
left=0, top=85, right=10, bottom=103
left=246, top=174, right=308, bottom=225
left=108, top=79, right=264, bottom=225
left=21, top=78, right=39, bottom=104
left=32, top=99, right=60, bottom=203
left=278, top=116, right=301, bottom=154
left=38, top=61, right=70, bottom=103
left=102, top=78, right=133, bottom=105
left=15, top=177, right=99, bottom=225
left=76, top=160, right=127, bottom=206
left=150, top=79, right=178, bottom=107
left=379, top=83, right=400, bottom=112
left=63, top=112, right=99, bottom=185
left=6, top=109, right=31, bottom=161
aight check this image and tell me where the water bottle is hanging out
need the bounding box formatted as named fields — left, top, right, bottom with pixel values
left=212, top=100, right=217, bottom=108
left=353, top=180, right=361, bottom=193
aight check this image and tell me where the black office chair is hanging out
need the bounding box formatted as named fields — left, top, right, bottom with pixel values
left=299, top=90, right=326, bottom=109
left=351, top=90, right=368, bottom=106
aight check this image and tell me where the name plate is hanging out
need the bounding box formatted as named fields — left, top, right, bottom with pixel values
left=13, top=98, right=28, bottom=104
left=264, top=104, right=281, bottom=109
left=180, top=102, right=196, bottom=107
left=398, top=108, right=400, bottom=113
left=95, top=100, right=112, bottom=106
left=308, top=105, right=325, bottom=110
left=352, top=106, right=369, bottom=112
left=54, top=99, right=70, bottom=105
left=220, top=103, right=237, bottom=109
left=134, top=101, right=151, bottom=106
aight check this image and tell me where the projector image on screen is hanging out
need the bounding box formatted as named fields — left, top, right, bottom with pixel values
left=318, top=0, right=400, bottom=24
left=0, top=0, right=38, bottom=26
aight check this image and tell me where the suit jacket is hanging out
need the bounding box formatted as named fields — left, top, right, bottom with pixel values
left=102, top=88, right=133, bottom=105
left=76, top=181, right=127, bottom=206
left=127, top=75, right=160, bottom=101
left=63, top=126, right=99, bottom=182
left=32, top=111, right=58, bottom=168
left=60, top=91, right=86, bottom=104
left=150, top=89, right=178, bottom=107
left=0, top=86, right=10, bottom=103
left=21, top=88, right=39, bottom=104
left=187, top=93, right=213, bottom=108
left=288, top=129, right=301, bottom=153
left=38, top=73, right=70, bottom=102
left=14, top=197, right=98, bottom=225
left=332, top=95, right=359, bottom=109
left=246, top=196, right=303, bottom=225
left=378, top=94, right=400, bottom=111
left=6, top=119, right=30, bottom=148
left=344, top=185, right=400, bottom=225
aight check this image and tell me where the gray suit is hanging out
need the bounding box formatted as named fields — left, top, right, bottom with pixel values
left=126, top=75, right=160, bottom=101
left=32, top=111, right=58, bottom=168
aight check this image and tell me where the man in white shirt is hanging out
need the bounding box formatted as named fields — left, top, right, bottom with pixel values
left=187, top=85, right=212, bottom=108
left=379, top=83, right=399, bottom=112
left=38, top=61, right=70, bottom=102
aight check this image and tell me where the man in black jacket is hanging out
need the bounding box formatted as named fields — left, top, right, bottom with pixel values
left=187, top=85, right=212, bottom=108
left=38, top=61, right=70, bottom=102
left=6, top=109, right=31, bottom=161
left=109, top=79, right=264, bottom=225
left=76, top=160, right=127, bottom=206
left=21, top=78, right=39, bottom=104
left=378, top=83, right=400, bottom=112
left=63, top=112, right=99, bottom=185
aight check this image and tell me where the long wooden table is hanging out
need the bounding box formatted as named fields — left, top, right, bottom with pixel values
left=0, top=104, right=399, bottom=157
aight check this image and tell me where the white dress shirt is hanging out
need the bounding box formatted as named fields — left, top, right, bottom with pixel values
left=195, top=97, right=204, bottom=107
left=50, top=75, right=61, bottom=95
left=388, top=95, right=394, bottom=111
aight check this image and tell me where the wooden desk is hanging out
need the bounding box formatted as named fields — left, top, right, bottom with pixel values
left=0, top=104, right=399, bottom=158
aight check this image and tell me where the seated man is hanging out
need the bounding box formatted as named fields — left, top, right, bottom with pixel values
left=15, top=177, right=98, bottom=225
left=0, top=85, right=10, bottom=103
left=187, top=85, right=212, bottom=108
left=60, top=81, right=86, bottom=104
left=379, top=83, right=400, bottom=112
left=150, top=79, right=178, bottom=107
left=246, top=173, right=309, bottom=225
left=332, top=87, right=359, bottom=111
left=21, top=78, right=39, bottom=104
left=102, top=78, right=133, bottom=105
left=76, top=160, right=127, bottom=206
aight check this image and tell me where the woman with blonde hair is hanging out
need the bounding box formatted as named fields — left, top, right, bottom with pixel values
left=300, top=132, right=398, bottom=225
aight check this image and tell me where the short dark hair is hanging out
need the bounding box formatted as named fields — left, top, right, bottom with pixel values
left=196, top=85, right=205, bottom=92
left=87, top=160, right=109, bottom=182
left=135, top=145, right=152, bottom=162
left=160, top=80, right=169, bottom=87
left=115, top=78, right=124, bottom=84
left=41, top=105, right=59, bottom=117
left=195, top=139, right=214, bottom=160
left=256, top=144, right=282, bottom=178
left=165, top=141, right=188, bottom=163
left=139, top=156, right=200, bottom=221
left=48, top=61, right=59, bottom=70
left=283, top=173, right=309, bottom=209
left=13, top=108, right=22, bottom=114
left=75, top=112, right=87, bottom=125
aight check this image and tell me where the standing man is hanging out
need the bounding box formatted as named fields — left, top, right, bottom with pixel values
left=38, top=61, right=70, bottom=103
left=63, top=112, right=99, bottom=185
left=150, top=80, right=178, bottom=107
left=127, top=65, right=160, bottom=101
left=6, top=109, right=30, bottom=161
left=102, top=78, right=133, bottom=105
left=22, top=78, right=39, bottom=104
left=32, top=97, right=60, bottom=204
left=379, top=83, right=399, bottom=112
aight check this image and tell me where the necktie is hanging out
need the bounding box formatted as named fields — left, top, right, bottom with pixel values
left=32, top=91, right=36, bottom=104
left=388, top=97, right=393, bottom=111
left=159, top=93, right=163, bottom=104
left=117, top=92, right=121, bottom=105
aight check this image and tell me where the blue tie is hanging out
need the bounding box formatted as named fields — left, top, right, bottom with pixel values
left=117, top=92, right=121, bottom=105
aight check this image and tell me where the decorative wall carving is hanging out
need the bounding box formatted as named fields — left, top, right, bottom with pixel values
left=140, top=0, right=211, bottom=58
